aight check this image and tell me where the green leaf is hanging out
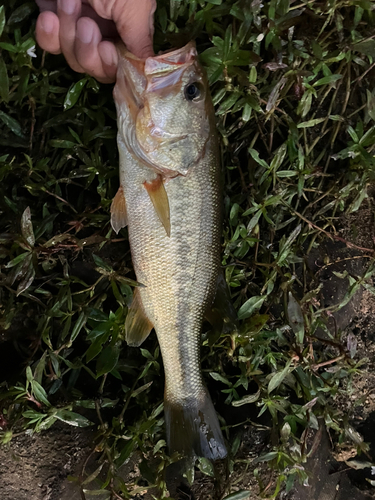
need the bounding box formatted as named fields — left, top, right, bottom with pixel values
left=8, top=3, right=35, bottom=24
left=209, top=372, right=232, bottom=386
left=347, top=125, right=359, bottom=143
left=248, top=148, right=269, bottom=169
left=92, top=254, right=113, bottom=272
left=21, top=207, right=35, bottom=247
left=345, top=460, right=374, bottom=470
left=238, top=296, right=266, bottom=320
left=31, top=380, right=51, bottom=407
left=254, top=451, right=278, bottom=463
left=232, top=389, right=261, bottom=406
left=247, top=209, right=262, bottom=234
left=16, top=261, right=35, bottom=296
left=354, top=39, right=375, bottom=58
left=70, top=311, right=87, bottom=342
left=26, top=366, right=33, bottom=383
left=287, top=293, right=304, bottom=344
left=0, top=110, right=25, bottom=137
left=313, top=74, right=343, bottom=86
left=88, top=309, right=108, bottom=322
left=82, top=464, right=105, bottom=485
left=223, top=25, right=232, bottom=60
left=23, top=410, right=45, bottom=419
left=115, top=439, right=135, bottom=467
left=0, top=42, right=17, bottom=53
left=268, top=359, right=293, bottom=393
left=217, top=92, right=241, bottom=115
left=54, top=409, right=93, bottom=427
left=82, top=490, right=110, bottom=499
left=277, top=170, right=297, bottom=177
left=49, top=139, right=76, bottom=149
left=242, top=102, right=252, bottom=122
left=96, top=344, right=120, bottom=377
left=222, top=491, right=251, bottom=500
left=270, top=143, right=287, bottom=171
left=297, top=118, right=326, bottom=129
left=131, top=381, right=153, bottom=398
left=277, top=224, right=301, bottom=264
left=197, top=457, right=215, bottom=477
left=359, top=124, right=375, bottom=147
left=0, top=6, right=5, bottom=37
left=86, top=333, right=110, bottom=363
left=75, top=398, right=119, bottom=409
left=0, top=57, right=9, bottom=102
left=64, top=78, right=88, bottom=111
left=6, top=252, right=30, bottom=269
left=86, top=321, right=113, bottom=341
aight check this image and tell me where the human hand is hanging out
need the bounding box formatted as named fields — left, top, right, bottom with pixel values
left=35, top=0, right=156, bottom=83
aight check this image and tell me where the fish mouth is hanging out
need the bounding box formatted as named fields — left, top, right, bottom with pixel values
left=144, top=42, right=197, bottom=75
left=118, top=40, right=197, bottom=66
left=115, top=41, right=197, bottom=103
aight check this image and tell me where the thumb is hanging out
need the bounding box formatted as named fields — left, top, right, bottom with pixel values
left=87, top=0, right=156, bottom=58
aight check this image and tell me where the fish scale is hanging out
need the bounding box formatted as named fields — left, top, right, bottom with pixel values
left=112, top=42, right=227, bottom=460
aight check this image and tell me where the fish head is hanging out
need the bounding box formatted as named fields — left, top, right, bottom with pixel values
left=114, top=42, right=214, bottom=177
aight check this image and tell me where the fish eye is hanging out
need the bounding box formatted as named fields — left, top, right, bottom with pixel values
left=184, top=83, right=201, bottom=101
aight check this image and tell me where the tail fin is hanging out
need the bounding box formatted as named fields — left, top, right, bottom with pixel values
left=164, top=388, right=227, bottom=460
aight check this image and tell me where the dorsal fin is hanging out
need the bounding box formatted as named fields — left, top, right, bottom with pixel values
left=125, top=288, right=154, bottom=347
left=110, top=186, right=128, bottom=234
left=143, top=175, right=171, bottom=237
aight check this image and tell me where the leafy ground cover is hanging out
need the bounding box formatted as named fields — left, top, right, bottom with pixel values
left=1, top=0, right=375, bottom=499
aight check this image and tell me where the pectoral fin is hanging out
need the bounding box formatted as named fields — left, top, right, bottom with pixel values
left=110, top=186, right=128, bottom=234
left=143, top=175, right=171, bottom=237
left=125, top=288, right=153, bottom=347
left=205, top=272, right=238, bottom=341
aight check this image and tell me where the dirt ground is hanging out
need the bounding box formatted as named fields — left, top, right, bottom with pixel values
left=1, top=207, right=375, bottom=500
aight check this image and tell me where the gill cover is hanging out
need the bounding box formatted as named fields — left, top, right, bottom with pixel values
left=114, top=42, right=210, bottom=178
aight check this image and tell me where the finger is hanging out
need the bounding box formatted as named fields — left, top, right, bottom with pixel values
left=80, top=4, right=117, bottom=38
left=98, top=41, right=118, bottom=82
left=35, top=11, right=61, bottom=54
left=36, top=0, right=57, bottom=13
left=75, top=17, right=114, bottom=83
left=88, top=0, right=156, bottom=58
left=112, top=0, right=156, bottom=59
left=57, top=0, right=84, bottom=73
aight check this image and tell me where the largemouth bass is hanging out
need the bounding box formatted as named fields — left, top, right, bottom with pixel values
left=111, top=42, right=227, bottom=460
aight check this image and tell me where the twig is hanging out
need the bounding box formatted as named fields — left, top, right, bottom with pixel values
left=352, top=61, right=375, bottom=85
left=43, top=188, right=78, bottom=213
left=282, top=201, right=375, bottom=254
left=315, top=255, right=373, bottom=275
left=311, top=354, right=345, bottom=370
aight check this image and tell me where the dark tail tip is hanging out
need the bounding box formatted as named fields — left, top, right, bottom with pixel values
left=166, top=461, right=196, bottom=500
left=164, top=388, right=227, bottom=460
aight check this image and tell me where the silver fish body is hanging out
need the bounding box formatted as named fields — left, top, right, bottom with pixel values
left=112, top=43, right=227, bottom=459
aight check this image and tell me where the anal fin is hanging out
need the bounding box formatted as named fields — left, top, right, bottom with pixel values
left=143, top=175, right=171, bottom=237
left=111, top=186, right=128, bottom=234
left=125, top=288, right=153, bottom=347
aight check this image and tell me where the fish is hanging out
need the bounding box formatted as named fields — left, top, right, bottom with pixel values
left=111, top=41, right=233, bottom=460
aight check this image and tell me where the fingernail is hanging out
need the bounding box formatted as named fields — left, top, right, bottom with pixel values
left=40, top=15, right=54, bottom=35
left=77, top=21, right=94, bottom=44
left=58, top=0, right=76, bottom=15
left=100, top=43, right=117, bottom=67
